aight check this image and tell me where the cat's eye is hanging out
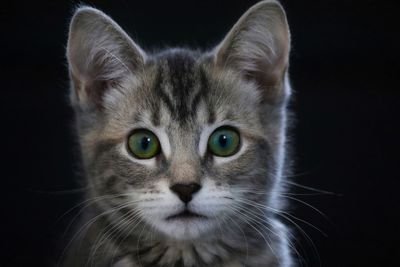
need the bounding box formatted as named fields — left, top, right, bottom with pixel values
left=208, top=127, right=240, bottom=157
left=127, top=129, right=160, bottom=159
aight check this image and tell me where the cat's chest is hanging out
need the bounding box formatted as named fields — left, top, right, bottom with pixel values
left=121, top=240, right=240, bottom=267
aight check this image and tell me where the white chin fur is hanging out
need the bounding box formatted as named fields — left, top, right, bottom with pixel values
left=155, top=218, right=213, bottom=240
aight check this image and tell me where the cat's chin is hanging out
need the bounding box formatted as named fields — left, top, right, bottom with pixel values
left=151, top=213, right=212, bottom=240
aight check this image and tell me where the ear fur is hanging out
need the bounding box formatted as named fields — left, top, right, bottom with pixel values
left=214, top=0, right=290, bottom=104
left=66, top=6, right=146, bottom=110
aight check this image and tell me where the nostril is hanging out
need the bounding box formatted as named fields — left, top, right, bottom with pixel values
left=170, top=183, right=202, bottom=203
left=188, top=183, right=201, bottom=194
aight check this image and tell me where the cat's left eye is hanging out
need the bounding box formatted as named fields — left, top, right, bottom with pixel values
left=208, top=126, right=240, bottom=157
left=127, top=129, right=160, bottom=159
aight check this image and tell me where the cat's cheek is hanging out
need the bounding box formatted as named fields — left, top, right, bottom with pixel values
left=220, top=142, right=267, bottom=179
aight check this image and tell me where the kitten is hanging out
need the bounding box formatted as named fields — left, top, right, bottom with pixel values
left=62, top=0, right=293, bottom=266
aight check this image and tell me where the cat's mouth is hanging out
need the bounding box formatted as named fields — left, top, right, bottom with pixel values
left=166, top=209, right=207, bottom=221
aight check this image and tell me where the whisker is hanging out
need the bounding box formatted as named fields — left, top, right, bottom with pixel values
left=57, top=199, right=141, bottom=267
left=107, top=211, right=144, bottom=267
left=87, top=208, right=141, bottom=267
left=134, top=218, right=148, bottom=266
left=230, top=188, right=330, bottom=197
left=236, top=197, right=326, bottom=237
left=231, top=188, right=332, bottom=196
left=59, top=193, right=134, bottom=238
left=231, top=200, right=304, bottom=266
left=236, top=203, right=304, bottom=267
left=234, top=197, right=321, bottom=267
left=279, top=195, right=330, bottom=221
left=227, top=204, right=278, bottom=261
left=282, top=181, right=341, bottom=196
left=223, top=213, right=249, bottom=260
left=107, top=209, right=146, bottom=266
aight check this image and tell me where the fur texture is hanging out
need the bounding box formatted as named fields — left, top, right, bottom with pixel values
left=62, top=1, right=293, bottom=266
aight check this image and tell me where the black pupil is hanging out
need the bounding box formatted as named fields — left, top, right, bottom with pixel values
left=218, top=134, right=228, bottom=147
left=141, top=136, right=151, bottom=150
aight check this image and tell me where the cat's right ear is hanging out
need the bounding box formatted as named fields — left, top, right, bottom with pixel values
left=67, top=7, right=146, bottom=110
left=213, top=0, right=290, bottom=104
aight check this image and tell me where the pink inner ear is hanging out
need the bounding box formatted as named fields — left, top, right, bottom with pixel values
left=70, top=65, right=120, bottom=110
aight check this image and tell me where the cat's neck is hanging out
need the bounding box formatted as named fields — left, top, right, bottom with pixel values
left=112, top=222, right=279, bottom=267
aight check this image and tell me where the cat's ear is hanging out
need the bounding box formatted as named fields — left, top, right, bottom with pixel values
left=67, top=7, right=146, bottom=110
left=214, top=0, right=290, bottom=104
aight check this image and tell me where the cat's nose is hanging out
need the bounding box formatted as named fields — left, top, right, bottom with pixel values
left=170, top=183, right=201, bottom=204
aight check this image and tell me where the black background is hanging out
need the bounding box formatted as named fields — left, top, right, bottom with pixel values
left=1, top=0, right=399, bottom=266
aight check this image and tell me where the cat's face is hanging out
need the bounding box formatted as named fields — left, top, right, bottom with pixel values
left=67, top=2, right=290, bottom=241
left=85, top=53, right=273, bottom=240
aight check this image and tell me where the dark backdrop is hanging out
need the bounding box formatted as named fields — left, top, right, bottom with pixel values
left=1, top=1, right=399, bottom=266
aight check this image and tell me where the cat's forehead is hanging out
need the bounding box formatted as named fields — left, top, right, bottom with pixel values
left=103, top=49, right=262, bottom=139
left=149, top=49, right=211, bottom=125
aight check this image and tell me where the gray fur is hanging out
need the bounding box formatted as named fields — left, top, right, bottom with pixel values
left=62, top=1, right=293, bottom=266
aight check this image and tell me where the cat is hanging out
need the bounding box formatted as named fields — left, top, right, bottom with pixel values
left=62, top=0, right=293, bottom=266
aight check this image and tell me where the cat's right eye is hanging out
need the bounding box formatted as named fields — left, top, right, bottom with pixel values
left=127, top=129, right=161, bottom=159
left=208, top=126, right=240, bottom=157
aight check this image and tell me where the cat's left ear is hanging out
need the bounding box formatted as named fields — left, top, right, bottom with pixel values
left=214, top=0, right=290, bottom=104
left=67, top=6, right=146, bottom=110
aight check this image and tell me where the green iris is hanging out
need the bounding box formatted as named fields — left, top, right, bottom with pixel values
left=127, top=129, right=160, bottom=159
left=208, top=127, right=240, bottom=157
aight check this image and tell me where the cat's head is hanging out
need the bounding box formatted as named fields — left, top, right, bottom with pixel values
left=67, top=0, right=290, bottom=241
